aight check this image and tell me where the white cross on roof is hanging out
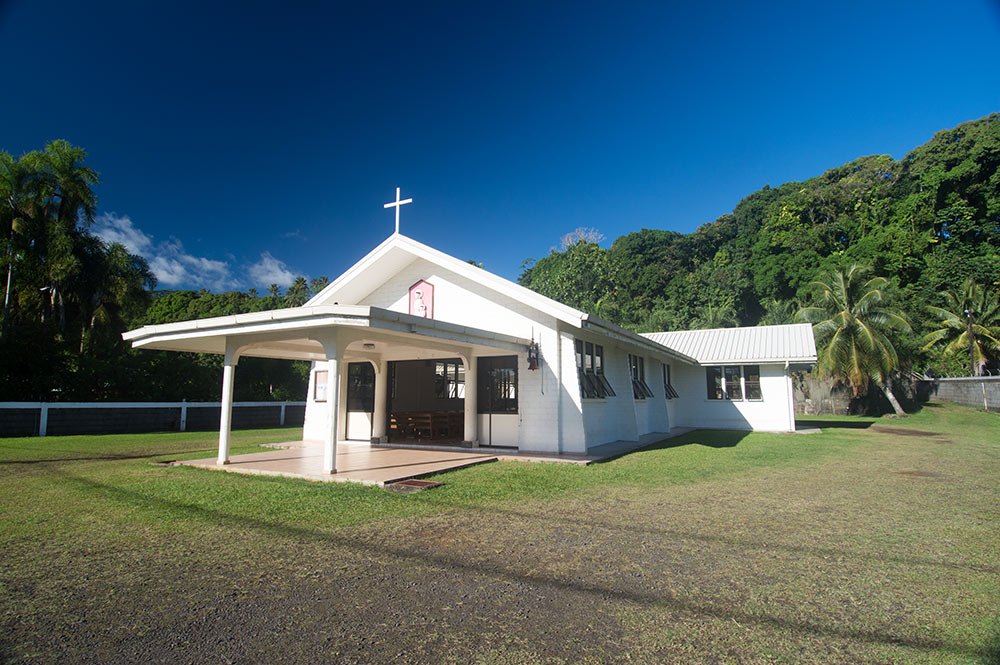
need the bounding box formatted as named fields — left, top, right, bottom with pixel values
left=383, top=187, right=413, bottom=234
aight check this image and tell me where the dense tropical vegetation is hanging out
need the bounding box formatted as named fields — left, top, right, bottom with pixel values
left=521, top=113, right=1000, bottom=388
left=3, top=113, right=999, bottom=407
left=0, top=142, right=326, bottom=401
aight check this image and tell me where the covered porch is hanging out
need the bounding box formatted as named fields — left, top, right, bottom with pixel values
left=123, top=304, right=531, bottom=479
left=175, top=439, right=499, bottom=486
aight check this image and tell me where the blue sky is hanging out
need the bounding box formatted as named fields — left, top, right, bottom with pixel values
left=2, top=1, right=999, bottom=290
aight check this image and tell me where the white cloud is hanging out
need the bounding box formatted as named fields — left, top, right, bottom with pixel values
left=93, top=213, right=153, bottom=255
left=91, top=212, right=268, bottom=292
left=149, top=239, right=235, bottom=291
left=248, top=251, right=296, bottom=288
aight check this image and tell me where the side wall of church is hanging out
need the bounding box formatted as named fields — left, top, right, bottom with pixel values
left=670, top=362, right=794, bottom=432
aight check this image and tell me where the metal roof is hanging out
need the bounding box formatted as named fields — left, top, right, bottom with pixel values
left=641, top=323, right=817, bottom=365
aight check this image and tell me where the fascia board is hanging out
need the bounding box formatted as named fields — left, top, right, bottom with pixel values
left=698, top=356, right=819, bottom=366
left=303, top=234, right=400, bottom=307
left=398, top=236, right=587, bottom=326
left=306, top=233, right=587, bottom=326
left=581, top=317, right=697, bottom=364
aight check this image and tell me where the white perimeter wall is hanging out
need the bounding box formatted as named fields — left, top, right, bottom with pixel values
left=670, top=362, right=794, bottom=432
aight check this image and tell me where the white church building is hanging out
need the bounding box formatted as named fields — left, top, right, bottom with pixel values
left=124, top=228, right=816, bottom=474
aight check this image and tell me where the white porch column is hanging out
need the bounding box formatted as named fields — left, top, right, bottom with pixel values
left=337, top=360, right=350, bottom=440
left=463, top=354, right=478, bottom=446
left=371, top=358, right=388, bottom=443
left=785, top=361, right=796, bottom=433
left=316, top=332, right=342, bottom=474
left=217, top=340, right=241, bottom=465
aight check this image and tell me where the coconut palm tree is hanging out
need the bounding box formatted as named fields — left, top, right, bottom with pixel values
left=796, top=264, right=911, bottom=415
left=284, top=276, right=309, bottom=306
left=922, top=279, right=1000, bottom=376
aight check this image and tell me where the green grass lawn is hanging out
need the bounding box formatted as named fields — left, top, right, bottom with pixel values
left=1, top=403, right=998, bottom=664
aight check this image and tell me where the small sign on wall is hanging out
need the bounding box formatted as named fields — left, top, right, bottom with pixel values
left=408, top=280, right=434, bottom=318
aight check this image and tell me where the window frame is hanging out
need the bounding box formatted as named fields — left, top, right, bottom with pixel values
left=575, top=339, right=615, bottom=399
left=314, top=369, right=329, bottom=402
left=724, top=365, right=744, bottom=401
left=662, top=363, right=679, bottom=399
left=628, top=353, right=655, bottom=400
left=477, top=355, right=518, bottom=414
left=743, top=365, right=763, bottom=401
left=434, top=360, right=465, bottom=399
left=346, top=362, right=375, bottom=412
left=706, top=365, right=764, bottom=401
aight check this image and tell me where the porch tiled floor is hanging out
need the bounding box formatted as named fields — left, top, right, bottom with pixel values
left=176, top=427, right=700, bottom=487
left=176, top=441, right=497, bottom=486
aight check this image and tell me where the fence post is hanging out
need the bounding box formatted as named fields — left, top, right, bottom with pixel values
left=38, top=403, right=49, bottom=437
left=280, top=402, right=287, bottom=426
left=180, top=398, right=188, bottom=432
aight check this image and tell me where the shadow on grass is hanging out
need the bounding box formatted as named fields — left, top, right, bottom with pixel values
left=0, top=448, right=214, bottom=465
left=649, top=430, right=750, bottom=449
left=49, top=467, right=985, bottom=660
left=588, top=430, right=751, bottom=464
left=438, top=499, right=1000, bottom=576
left=796, top=420, right=874, bottom=430
left=983, top=620, right=1000, bottom=665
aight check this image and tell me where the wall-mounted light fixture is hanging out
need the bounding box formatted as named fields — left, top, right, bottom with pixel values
left=527, top=341, right=540, bottom=370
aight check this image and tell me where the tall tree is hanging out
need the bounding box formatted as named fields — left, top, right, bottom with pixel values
left=796, top=265, right=911, bottom=415
left=922, top=279, right=1000, bottom=376
left=284, top=276, right=308, bottom=306
left=308, top=276, right=329, bottom=296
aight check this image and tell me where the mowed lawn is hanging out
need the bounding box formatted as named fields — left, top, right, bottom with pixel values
left=1, top=403, right=998, bottom=664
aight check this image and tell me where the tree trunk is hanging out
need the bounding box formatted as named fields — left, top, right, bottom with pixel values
left=2, top=257, right=12, bottom=339
left=882, top=383, right=906, bottom=416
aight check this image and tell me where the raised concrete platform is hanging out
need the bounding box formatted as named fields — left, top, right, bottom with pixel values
left=176, top=441, right=497, bottom=486
left=175, top=427, right=703, bottom=486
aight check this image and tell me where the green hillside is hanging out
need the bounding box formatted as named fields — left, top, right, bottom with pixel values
left=520, top=113, right=1000, bottom=375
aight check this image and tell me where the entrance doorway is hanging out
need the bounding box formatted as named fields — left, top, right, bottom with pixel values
left=346, top=362, right=375, bottom=441
left=477, top=355, right=518, bottom=448
left=387, top=359, right=466, bottom=443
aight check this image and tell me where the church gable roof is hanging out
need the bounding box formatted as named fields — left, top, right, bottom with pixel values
left=305, top=233, right=589, bottom=327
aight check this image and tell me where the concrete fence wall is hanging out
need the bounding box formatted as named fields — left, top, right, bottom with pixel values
left=919, top=377, right=1000, bottom=410
left=0, top=401, right=306, bottom=437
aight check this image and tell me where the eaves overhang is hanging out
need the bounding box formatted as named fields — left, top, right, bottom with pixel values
left=123, top=305, right=532, bottom=360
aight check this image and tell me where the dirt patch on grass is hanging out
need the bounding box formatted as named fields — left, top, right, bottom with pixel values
left=893, top=470, right=945, bottom=478
left=871, top=426, right=943, bottom=437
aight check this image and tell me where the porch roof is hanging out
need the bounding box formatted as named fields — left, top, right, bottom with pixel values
left=123, top=305, right=532, bottom=362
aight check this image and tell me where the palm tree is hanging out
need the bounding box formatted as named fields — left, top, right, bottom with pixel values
left=796, top=264, right=911, bottom=415
left=308, top=276, right=329, bottom=297
left=1, top=151, right=26, bottom=337
left=922, top=279, right=1000, bottom=376
left=267, top=283, right=281, bottom=298
left=284, top=276, right=308, bottom=307
left=78, top=240, right=154, bottom=355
